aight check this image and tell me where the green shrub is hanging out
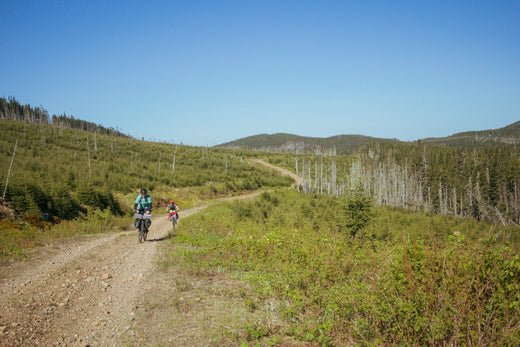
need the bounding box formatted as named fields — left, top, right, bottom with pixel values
left=76, top=185, right=123, bottom=215
left=50, top=185, right=82, bottom=220
left=341, top=192, right=373, bottom=237
left=5, top=182, right=51, bottom=218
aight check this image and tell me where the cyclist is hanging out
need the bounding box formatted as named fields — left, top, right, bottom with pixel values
left=166, top=199, right=180, bottom=225
left=134, top=188, right=153, bottom=213
left=134, top=188, right=152, bottom=230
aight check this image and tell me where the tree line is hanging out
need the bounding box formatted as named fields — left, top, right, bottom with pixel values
left=0, top=96, right=127, bottom=137
left=350, top=143, right=520, bottom=225
left=292, top=142, right=519, bottom=225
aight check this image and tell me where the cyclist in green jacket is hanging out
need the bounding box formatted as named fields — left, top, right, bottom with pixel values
left=134, top=188, right=152, bottom=213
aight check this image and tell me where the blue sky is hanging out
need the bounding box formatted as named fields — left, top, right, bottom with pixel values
left=1, top=0, right=519, bottom=145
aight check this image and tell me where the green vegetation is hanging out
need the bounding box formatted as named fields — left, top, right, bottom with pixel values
left=0, top=118, right=292, bottom=260
left=353, top=142, right=520, bottom=224
left=0, top=120, right=291, bottom=219
left=167, top=190, right=519, bottom=346
left=221, top=120, right=520, bottom=226
left=260, top=140, right=520, bottom=225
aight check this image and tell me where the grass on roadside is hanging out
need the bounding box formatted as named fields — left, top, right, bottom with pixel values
left=163, top=189, right=520, bottom=346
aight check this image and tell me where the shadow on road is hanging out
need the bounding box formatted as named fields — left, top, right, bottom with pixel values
left=147, top=232, right=174, bottom=242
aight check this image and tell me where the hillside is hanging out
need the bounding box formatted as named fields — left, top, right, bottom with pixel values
left=219, top=121, right=520, bottom=153
left=219, top=132, right=397, bottom=155
left=423, top=120, right=520, bottom=146
left=0, top=96, right=128, bottom=137
left=0, top=120, right=292, bottom=226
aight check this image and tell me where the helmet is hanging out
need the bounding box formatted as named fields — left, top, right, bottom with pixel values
left=140, top=188, right=147, bottom=194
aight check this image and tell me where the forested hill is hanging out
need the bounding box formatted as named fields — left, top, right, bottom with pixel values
left=219, top=133, right=397, bottom=154
left=219, top=121, right=520, bottom=154
left=422, top=120, right=520, bottom=146
left=0, top=96, right=128, bottom=137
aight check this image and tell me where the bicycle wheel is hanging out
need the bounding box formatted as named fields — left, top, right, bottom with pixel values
left=138, top=220, right=144, bottom=243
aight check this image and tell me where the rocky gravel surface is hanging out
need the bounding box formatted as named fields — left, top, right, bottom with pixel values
left=0, top=215, right=172, bottom=347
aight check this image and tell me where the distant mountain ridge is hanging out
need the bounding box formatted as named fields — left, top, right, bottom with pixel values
left=422, top=120, right=520, bottom=146
left=219, top=133, right=397, bottom=154
left=219, top=121, right=520, bottom=154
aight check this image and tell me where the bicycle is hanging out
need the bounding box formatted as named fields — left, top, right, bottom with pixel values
left=168, top=210, right=178, bottom=229
left=134, top=211, right=152, bottom=243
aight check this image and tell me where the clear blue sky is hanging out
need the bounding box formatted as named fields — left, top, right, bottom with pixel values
left=1, top=0, right=519, bottom=145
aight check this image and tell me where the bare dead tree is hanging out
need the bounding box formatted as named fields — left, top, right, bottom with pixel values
left=2, top=140, right=18, bottom=200
left=86, top=137, right=92, bottom=179
left=314, top=161, right=318, bottom=194
left=331, top=160, right=337, bottom=196
left=306, top=160, right=311, bottom=193
left=320, top=156, right=324, bottom=194
left=495, top=207, right=507, bottom=226
left=172, top=145, right=177, bottom=173
left=452, top=187, right=458, bottom=216
left=295, top=158, right=300, bottom=192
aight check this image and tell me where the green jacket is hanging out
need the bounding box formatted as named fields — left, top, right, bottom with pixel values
left=135, top=194, right=152, bottom=211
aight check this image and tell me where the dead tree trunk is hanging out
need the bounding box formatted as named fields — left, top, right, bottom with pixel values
left=320, top=157, right=324, bottom=194
left=331, top=161, right=337, bottom=196
left=295, top=158, right=299, bottom=192
left=2, top=140, right=17, bottom=200
left=172, top=145, right=177, bottom=173
left=86, top=137, right=92, bottom=179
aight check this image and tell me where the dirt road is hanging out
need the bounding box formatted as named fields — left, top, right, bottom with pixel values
left=0, top=193, right=264, bottom=347
left=249, top=159, right=301, bottom=186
